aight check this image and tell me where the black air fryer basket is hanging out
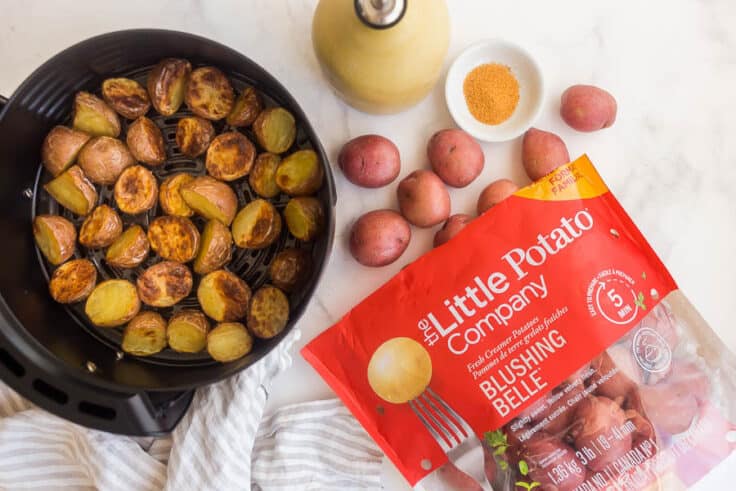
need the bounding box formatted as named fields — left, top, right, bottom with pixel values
left=0, top=30, right=335, bottom=435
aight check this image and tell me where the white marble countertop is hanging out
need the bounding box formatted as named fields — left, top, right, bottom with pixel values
left=2, top=0, right=736, bottom=489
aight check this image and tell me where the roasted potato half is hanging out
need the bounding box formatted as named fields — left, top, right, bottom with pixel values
left=41, top=126, right=91, bottom=177
left=249, top=153, right=281, bottom=199
left=147, top=58, right=192, bottom=116
left=184, top=66, right=234, bottom=120
left=72, top=91, right=121, bottom=137
left=248, top=285, right=289, bottom=339
left=78, top=136, right=135, bottom=185
left=33, top=215, right=76, bottom=265
left=167, top=310, right=209, bottom=353
left=159, top=173, right=195, bottom=217
left=105, top=225, right=150, bottom=268
left=44, top=165, right=98, bottom=216
left=101, top=78, right=151, bottom=120
left=252, top=107, right=296, bottom=154
left=283, top=197, right=324, bottom=242
left=231, top=199, right=282, bottom=249
left=147, top=216, right=200, bottom=263
left=114, top=165, right=158, bottom=215
left=126, top=117, right=166, bottom=166
left=197, top=269, right=251, bottom=322
left=205, top=132, right=255, bottom=181
left=226, top=87, right=263, bottom=127
left=48, top=258, right=97, bottom=304
left=85, top=279, right=140, bottom=327
left=207, top=322, right=253, bottom=362
left=269, top=248, right=312, bottom=292
left=193, top=220, right=233, bottom=275
left=79, top=204, right=123, bottom=249
left=276, top=149, right=324, bottom=196
left=181, top=176, right=238, bottom=226
left=137, top=261, right=193, bottom=307
left=176, top=117, right=215, bottom=158
left=121, top=311, right=167, bottom=356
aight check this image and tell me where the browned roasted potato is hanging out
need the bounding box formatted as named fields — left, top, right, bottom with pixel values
left=43, top=165, right=98, bottom=216
left=184, top=66, right=234, bottom=121
left=105, top=225, right=150, bottom=268
left=147, top=58, right=192, bottom=116
left=159, top=173, right=195, bottom=217
left=181, top=176, right=238, bottom=226
left=205, top=132, right=255, bottom=181
left=253, top=107, right=296, bottom=154
left=113, top=165, right=158, bottom=215
left=41, top=126, right=91, bottom=176
left=269, top=248, right=312, bottom=292
left=226, top=87, right=262, bottom=127
left=33, top=215, right=76, bottom=265
left=175, top=117, right=215, bottom=158
left=147, top=216, right=200, bottom=263
left=136, top=261, right=193, bottom=307
left=126, top=117, right=165, bottom=166
left=248, top=153, right=280, bottom=198
left=79, top=204, right=122, bottom=248
left=197, top=269, right=251, bottom=321
left=85, top=279, right=140, bottom=327
left=207, top=322, right=253, bottom=362
left=276, top=149, right=323, bottom=196
left=193, top=220, right=233, bottom=275
left=72, top=92, right=121, bottom=137
left=167, top=310, right=209, bottom=353
left=283, top=197, right=324, bottom=242
left=48, top=258, right=97, bottom=304
left=247, top=285, right=289, bottom=339
left=121, top=311, right=167, bottom=356
left=231, top=199, right=281, bottom=249
left=101, top=78, right=151, bottom=120
left=77, top=136, right=135, bottom=185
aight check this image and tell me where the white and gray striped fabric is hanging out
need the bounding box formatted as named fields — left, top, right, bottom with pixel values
left=0, top=331, right=383, bottom=491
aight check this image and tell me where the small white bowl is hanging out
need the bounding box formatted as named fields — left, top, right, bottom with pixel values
left=445, top=40, right=544, bottom=142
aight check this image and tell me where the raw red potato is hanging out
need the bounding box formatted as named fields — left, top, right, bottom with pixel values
left=526, top=381, right=585, bottom=435
left=433, top=214, right=472, bottom=247
left=519, top=433, right=586, bottom=491
left=338, top=135, right=401, bottom=188
left=560, top=85, right=617, bottom=132
left=522, top=128, right=570, bottom=181
left=427, top=129, right=484, bottom=188
left=397, top=170, right=450, bottom=228
left=476, top=179, right=519, bottom=215
left=349, top=210, right=411, bottom=267
left=591, top=346, right=642, bottom=401
left=570, top=395, right=631, bottom=472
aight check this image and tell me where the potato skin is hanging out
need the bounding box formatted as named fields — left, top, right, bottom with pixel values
left=247, top=285, right=289, bottom=339
left=33, top=214, right=76, bottom=265
left=121, top=311, right=167, bottom=356
left=77, top=136, right=135, bottom=185
left=205, top=132, right=255, bottom=181
left=185, top=67, right=234, bottom=120
left=159, top=173, right=195, bottom=217
left=197, top=270, right=251, bottom=322
left=427, top=129, right=484, bottom=188
left=72, top=91, right=121, bottom=137
left=48, top=258, right=97, bottom=304
left=181, top=176, right=238, bottom=226
left=338, top=135, right=400, bottom=188
left=102, top=78, right=151, bottom=120
left=126, top=117, right=166, bottom=166
left=226, top=87, right=263, bottom=127
left=84, top=279, right=140, bottom=327
left=167, top=310, right=210, bottom=353
left=136, top=261, right=193, bottom=307
left=275, top=149, right=324, bottom=196
left=231, top=199, right=282, bottom=249
left=522, top=128, right=570, bottom=181
left=79, top=204, right=122, bottom=248
left=176, top=117, right=215, bottom=158
left=194, top=220, right=233, bottom=275
left=114, top=165, right=158, bottom=215
left=43, top=165, right=98, bottom=216
left=397, top=170, right=450, bottom=228
left=41, top=126, right=91, bottom=177
left=433, top=214, right=472, bottom=248
left=477, top=179, right=519, bottom=215
left=561, top=85, right=617, bottom=132
left=349, top=210, right=410, bottom=267
left=269, top=248, right=312, bottom=292
left=252, top=107, right=296, bottom=154
left=105, top=225, right=150, bottom=268
left=147, top=58, right=192, bottom=116
left=147, top=216, right=200, bottom=263
left=207, top=322, right=253, bottom=362
left=283, top=197, right=325, bottom=242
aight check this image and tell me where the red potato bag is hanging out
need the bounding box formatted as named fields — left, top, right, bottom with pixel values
left=302, top=155, right=736, bottom=490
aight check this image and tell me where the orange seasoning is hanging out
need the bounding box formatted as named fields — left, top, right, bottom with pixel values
left=463, top=63, right=520, bottom=125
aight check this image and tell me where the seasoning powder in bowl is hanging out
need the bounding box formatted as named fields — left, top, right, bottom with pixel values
left=463, top=63, right=520, bottom=125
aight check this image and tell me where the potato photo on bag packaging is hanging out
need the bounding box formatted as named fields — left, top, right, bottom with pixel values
left=101, top=78, right=151, bottom=120
left=249, top=153, right=281, bottom=198
left=78, top=204, right=122, bottom=249
left=194, top=220, right=233, bottom=275
left=180, top=176, right=238, bottom=225
left=136, top=261, right=193, bottom=307
left=85, top=279, right=140, bottom=327
left=77, top=136, right=135, bottom=185
left=205, top=131, right=255, bottom=181
left=227, top=87, right=263, bottom=127
left=147, top=58, right=192, bottom=116
left=126, top=116, right=166, bottom=166
left=48, top=258, right=97, bottom=304
left=41, top=126, right=91, bottom=177
left=114, top=165, right=158, bottom=215
left=159, top=173, right=195, bottom=217
left=185, top=66, right=234, bottom=120
left=197, top=269, right=251, bottom=322
left=207, top=322, right=253, bottom=362
left=121, top=311, right=167, bottom=356
left=33, top=214, right=76, bottom=265
left=43, top=165, right=98, bottom=216
left=105, top=225, right=150, bottom=268
left=72, top=91, right=121, bottom=137
left=276, top=149, right=323, bottom=196
left=231, top=199, right=282, bottom=249
left=253, top=107, right=296, bottom=154
left=167, top=309, right=209, bottom=353
left=176, top=117, right=215, bottom=158
left=248, top=285, right=289, bottom=339
left=147, top=216, right=200, bottom=263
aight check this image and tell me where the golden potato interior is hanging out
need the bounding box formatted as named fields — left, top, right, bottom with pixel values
left=41, top=126, right=91, bottom=177
left=181, top=176, right=237, bottom=226
left=283, top=197, right=324, bottom=242
left=114, top=165, right=158, bottom=215
left=175, top=117, right=215, bottom=158
left=44, top=165, right=98, bottom=216
left=102, top=78, right=151, bottom=120
left=49, top=258, right=97, bottom=304
left=136, top=261, right=193, bottom=307
left=197, top=270, right=251, bottom=322
left=105, top=225, right=149, bottom=268
left=121, top=311, right=167, bottom=356
left=147, top=216, right=200, bottom=263
left=194, top=220, right=233, bottom=275
left=205, top=132, right=255, bottom=181
left=33, top=215, right=76, bottom=265
left=79, top=205, right=122, bottom=249
left=167, top=310, right=209, bottom=353
left=72, top=92, right=121, bottom=137
left=159, top=173, right=195, bottom=217
left=276, top=149, right=324, bottom=196
left=231, top=199, right=281, bottom=249
left=226, top=87, right=263, bottom=127
left=249, top=153, right=281, bottom=199
left=253, top=107, right=296, bottom=154
left=126, top=117, right=166, bottom=166
left=269, top=248, right=312, bottom=292
left=147, top=58, right=192, bottom=116
left=207, top=322, right=253, bottom=362
left=85, top=279, right=140, bottom=327
left=247, top=285, right=289, bottom=339
left=184, top=67, right=234, bottom=120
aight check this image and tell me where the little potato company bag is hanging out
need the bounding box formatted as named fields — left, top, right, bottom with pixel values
left=303, top=156, right=736, bottom=491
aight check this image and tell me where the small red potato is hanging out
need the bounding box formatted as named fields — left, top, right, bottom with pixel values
left=41, top=126, right=91, bottom=177
left=427, top=129, right=484, bottom=188
left=397, top=170, right=450, bottom=228
left=519, top=434, right=586, bottom=491
left=561, top=84, right=617, bottom=132
left=571, top=396, right=631, bottom=472
left=433, top=214, right=472, bottom=247
left=522, top=128, right=570, bottom=181
left=349, top=210, right=411, bottom=267
left=338, top=135, right=400, bottom=188
left=476, top=179, right=519, bottom=215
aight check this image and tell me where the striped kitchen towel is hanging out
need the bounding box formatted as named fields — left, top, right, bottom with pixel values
left=0, top=331, right=383, bottom=491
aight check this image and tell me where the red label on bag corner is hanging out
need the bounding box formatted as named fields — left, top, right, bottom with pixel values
left=302, top=155, right=677, bottom=485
